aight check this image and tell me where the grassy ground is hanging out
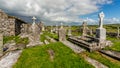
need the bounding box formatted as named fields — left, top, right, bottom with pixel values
left=104, top=36, right=120, bottom=51
left=82, top=51, right=120, bottom=68
left=3, top=36, right=28, bottom=45
left=41, top=31, right=58, bottom=41
left=13, top=42, right=94, bottom=68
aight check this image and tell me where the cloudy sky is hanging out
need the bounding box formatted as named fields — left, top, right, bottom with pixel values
left=0, top=0, right=120, bottom=25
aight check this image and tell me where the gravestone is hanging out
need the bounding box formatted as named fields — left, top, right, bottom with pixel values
left=0, top=33, right=3, bottom=56
left=50, top=26, right=53, bottom=33
left=27, top=17, right=43, bottom=47
left=81, top=21, right=88, bottom=39
left=38, top=22, right=45, bottom=32
left=58, top=23, right=66, bottom=41
left=55, top=25, right=58, bottom=34
left=96, top=12, right=106, bottom=43
left=90, top=28, right=93, bottom=36
left=68, top=26, right=72, bottom=36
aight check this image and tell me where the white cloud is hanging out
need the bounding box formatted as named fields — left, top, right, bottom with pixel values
left=104, top=18, right=120, bottom=24
left=0, top=0, right=113, bottom=25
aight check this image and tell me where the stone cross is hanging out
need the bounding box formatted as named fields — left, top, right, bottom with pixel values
left=27, top=16, right=43, bottom=47
left=96, top=12, right=106, bottom=43
left=99, top=12, right=105, bottom=28
left=32, top=16, right=36, bottom=24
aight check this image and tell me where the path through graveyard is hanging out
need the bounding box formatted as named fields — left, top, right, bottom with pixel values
left=0, top=50, right=22, bottom=68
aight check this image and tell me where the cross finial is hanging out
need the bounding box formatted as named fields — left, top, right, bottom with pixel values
left=32, top=16, right=36, bottom=24
left=99, top=12, right=105, bottom=18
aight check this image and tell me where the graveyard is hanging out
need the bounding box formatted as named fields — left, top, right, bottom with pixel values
left=0, top=0, right=120, bottom=68
left=0, top=14, right=120, bottom=68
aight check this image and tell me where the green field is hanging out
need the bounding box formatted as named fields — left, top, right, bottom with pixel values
left=105, top=36, right=120, bottom=51
left=13, top=42, right=94, bottom=68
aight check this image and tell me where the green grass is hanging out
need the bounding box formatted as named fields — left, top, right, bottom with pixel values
left=105, top=36, right=120, bottom=51
left=3, top=36, right=28, bottom=45
left=83, top=51, right=120, bottom=68
left=13, top=42, right=94, bottom=68
left=40, top=34, right=46, bottom=42
left=40, top=32, right=58, bottom=42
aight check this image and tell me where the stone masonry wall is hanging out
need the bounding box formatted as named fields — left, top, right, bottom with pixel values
left=0, top=9, right=27, bottom=36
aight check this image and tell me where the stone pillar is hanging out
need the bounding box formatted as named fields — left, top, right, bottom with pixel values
left=0, top=33, right=3, bottom=56
left=96, top=12, right=106, bottom=43
left=58, top=23, right=66, bottom=41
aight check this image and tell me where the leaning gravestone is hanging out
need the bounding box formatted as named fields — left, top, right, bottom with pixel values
left=58, top=23, right=66, bottom=41
left=27, top=17, right=43, bottom=47
left=0, top=33, right=3, bottom=56
left=96, top=12, right=106, bottom=43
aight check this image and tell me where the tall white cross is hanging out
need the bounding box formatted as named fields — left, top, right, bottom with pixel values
left=99, top=12, right=105, bottom=28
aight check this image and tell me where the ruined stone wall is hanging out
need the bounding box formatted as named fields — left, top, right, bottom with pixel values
left=15, top=19, right=27, bottom=35
left=7, top=17, right=15, bottom=36
left=21, top=23, right=31, bottom=34
left=0, top=9, right=27, bottom=36
left=0, top=10, right=15, bottom=36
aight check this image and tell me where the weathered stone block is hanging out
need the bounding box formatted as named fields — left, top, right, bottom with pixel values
left=58, top=28, right=66, bottom=41
left=96, top=28, right=106, bottom=43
